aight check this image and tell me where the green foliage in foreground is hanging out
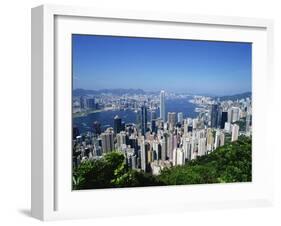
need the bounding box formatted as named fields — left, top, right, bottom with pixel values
left=73, top=152, right=162, bottom=190
left=158, top=136, right=251, bottom=185
left=73, top=136, right=251, bottom=190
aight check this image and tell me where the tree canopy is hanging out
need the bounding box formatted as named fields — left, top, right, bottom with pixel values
left=73, top=136, right=251, bottom=190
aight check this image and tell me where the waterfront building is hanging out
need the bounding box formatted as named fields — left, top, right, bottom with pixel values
left=79, top=96, right=87, bottom=109
left=93, top=121, right=101, bottom=135
left=73, top=125, right=80, bottom=139
left=114, top=115, right=122, bottom=134
left=86, top=98, right=96, bottom=110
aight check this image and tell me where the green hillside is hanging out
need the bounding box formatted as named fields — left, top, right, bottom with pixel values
left=158, top=136, right=251, bottom=185
left=73, top=136, right=252, bottom=190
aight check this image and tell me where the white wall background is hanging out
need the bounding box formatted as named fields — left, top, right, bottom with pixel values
left=0, top=0, right=280, bottom=225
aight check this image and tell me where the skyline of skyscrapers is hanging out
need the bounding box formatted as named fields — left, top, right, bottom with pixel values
left=73, top=88, right=251, bottom=186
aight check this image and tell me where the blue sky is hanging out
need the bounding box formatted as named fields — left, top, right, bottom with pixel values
left=72, top=34, right=251, bottom=95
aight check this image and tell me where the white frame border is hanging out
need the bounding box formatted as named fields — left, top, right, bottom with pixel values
left=31, top=4, right=274, bottom=221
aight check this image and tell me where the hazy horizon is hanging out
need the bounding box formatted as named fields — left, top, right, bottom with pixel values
left=73, top=87, right=251, bottom=96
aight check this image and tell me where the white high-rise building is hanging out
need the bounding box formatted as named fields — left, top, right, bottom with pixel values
left=160, top=136, right=167, bottom=161
left=182, top=136, right=192, bottom=160
left=173, top=148, right=185, bottom=166
left=168, top=112, right=177, bottom=130
left=198, top=137, right=207, bottom=156
left=160, top=90, right=166, bottom=122
left=231, top=124, right=240, bottom=142
left=139, top=137, right=147, bottom=172
left=167, top=132, right=177, bottom=161
left=224, top=122, right=231, bottom=133
left=177, top=112, right=183, bottom=124
left=192, top=119, right=198, bottom=130
left=206, top=128, right=214, bottom=152
left=100, top=130, right=114, bottom=153
left=214, top=130, right=225, bottom=149
left=191, top=138, right=198, bottom=160
left=183, top=119, right=189, bottom=135
left=231, top=107, right=240, bottom=123
left=116, top=131, right=126, bottom=151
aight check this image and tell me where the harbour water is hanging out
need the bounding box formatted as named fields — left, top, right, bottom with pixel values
left=73, top=98, right=198, bottom=134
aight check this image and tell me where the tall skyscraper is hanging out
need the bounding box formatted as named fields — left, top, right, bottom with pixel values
left=73, top=125, right=80, bottom=139
left=151, top=110, right=157, bottom=122
left=101, top=130, right=114, bottom=153
left=140, top=106, right=148, bottom=136
left=160, top=133, right=168, bottom=161
left=177, top=112, right=183, bottom=124
left=114, top=115, right=122, bottom=134
left=151, top=120, right=157, bottom=133
left=220, top=112, right=228, bottom=129
left=93, top=121, right=101, bottom=135
left=231, top=107, right=240, bottom=123
left=151, top=110, right=157, bottom=133
left=182, top=136, right=192, bottom=160
left=206, top=128, right=214, bottom=152
left=214, top=130, right=225, bottom=149
left=183, top=119, right=189, bottom=135
left=167, top=132, right=177, bottom=161
left=116, top=131, right=126, bottom=151
left=198, top=137, right=207, bottom=156
left=160, top=90, right=166, bottom=122
left=210, top=104, right=219, bottom=128
left=139, top=137, right=148, bottom=172
left=86, top=98, right=96, bottom=110
left=168, top=112, right=177, bottom=130
left=79, top=96, right=87, bottom=109
left=231, top=124, right=239, bottom=142
left=246, top=112, right=251, bottom=133
left=173, top=148, right=185, bottom=166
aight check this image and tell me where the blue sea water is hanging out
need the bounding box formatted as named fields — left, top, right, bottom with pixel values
left=73, top=98, right=198, bottom=134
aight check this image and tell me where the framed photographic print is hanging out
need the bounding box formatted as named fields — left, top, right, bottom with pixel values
left=31, top=4, right=274, bottom=221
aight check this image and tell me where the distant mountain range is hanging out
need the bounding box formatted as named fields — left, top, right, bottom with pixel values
left=217, top=92, right=252, bottom=101
left=73, top=88, right=146, bottom=96
left=73, top=88, right=251, bottom=100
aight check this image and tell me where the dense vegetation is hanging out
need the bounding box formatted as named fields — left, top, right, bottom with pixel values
left=73, top=136, right=251, bottom=190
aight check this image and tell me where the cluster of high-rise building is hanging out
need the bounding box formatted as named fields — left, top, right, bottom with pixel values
left=73, top=90, right=252, bottom=175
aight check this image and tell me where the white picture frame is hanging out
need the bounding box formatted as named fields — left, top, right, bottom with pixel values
left=31, top=4, right=274, bottom=221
